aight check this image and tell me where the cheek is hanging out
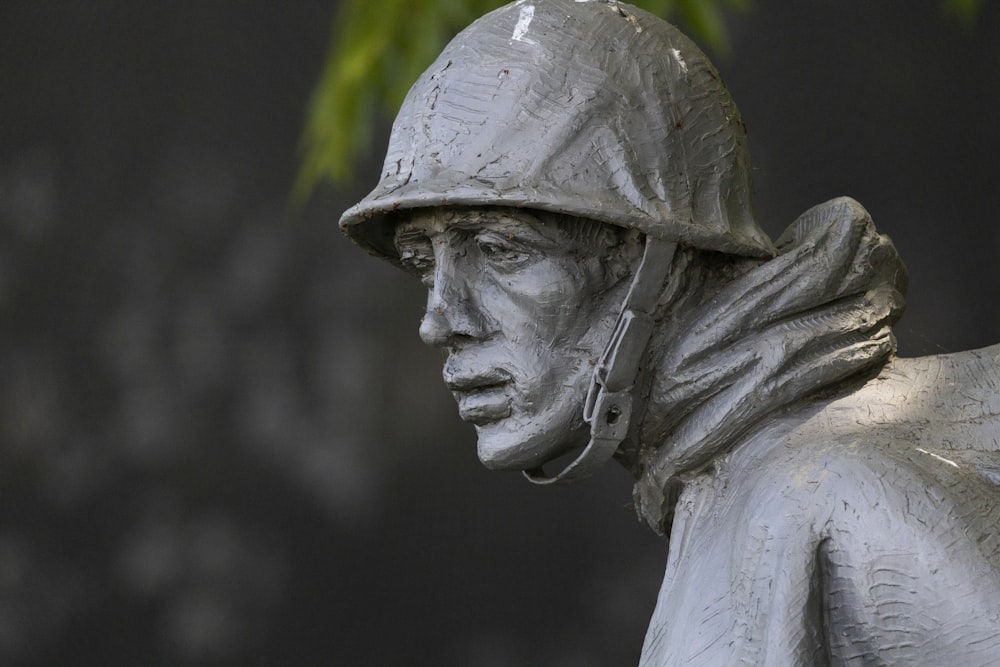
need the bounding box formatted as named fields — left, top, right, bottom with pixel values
left=490, top=261, right=601, bottom=344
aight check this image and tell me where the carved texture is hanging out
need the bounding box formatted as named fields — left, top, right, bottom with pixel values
left=340, top=0, right=775, bottom=264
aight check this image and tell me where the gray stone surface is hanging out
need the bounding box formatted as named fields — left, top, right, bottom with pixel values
left=344, top=2, right=1000, bottom=664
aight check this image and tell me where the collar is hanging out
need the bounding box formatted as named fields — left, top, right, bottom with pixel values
left=633, top=197, right=907, bottom=534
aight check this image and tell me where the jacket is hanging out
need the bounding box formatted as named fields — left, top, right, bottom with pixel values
left=640, top=344, right=1000, bottom=665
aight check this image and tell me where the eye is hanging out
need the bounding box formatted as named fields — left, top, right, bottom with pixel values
left=476, top=234, right=531, bottom=269
left=396, top=236, right=435, bottom=285
left=399, top=247, right=433, bottom=272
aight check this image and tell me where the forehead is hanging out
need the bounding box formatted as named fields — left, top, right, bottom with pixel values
left=392, top=207, right=627, bottom=251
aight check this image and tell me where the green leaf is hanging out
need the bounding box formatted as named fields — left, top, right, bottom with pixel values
left=676, top=0, right=728, bottom=53
left=942, top=0, right=985, bottom=26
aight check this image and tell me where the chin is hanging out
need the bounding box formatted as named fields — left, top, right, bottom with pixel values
left=473, top=420, right=586, bottom=471
left=475, top=434, right=553, bottom=470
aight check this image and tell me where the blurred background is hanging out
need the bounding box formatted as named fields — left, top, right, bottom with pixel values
left=2, top=2, right=999, bottom=665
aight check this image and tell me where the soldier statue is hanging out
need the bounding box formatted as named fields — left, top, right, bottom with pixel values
left=340, top=1, right=1000, bottom=663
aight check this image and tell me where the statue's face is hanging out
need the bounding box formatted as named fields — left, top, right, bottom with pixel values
left=394, top=208, right=637, bottom=470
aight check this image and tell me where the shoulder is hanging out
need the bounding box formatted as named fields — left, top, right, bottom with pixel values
left=813, top=344, right=1000, bottom=453
left=730, top=398, right=1000, bottom=543
left=770, top=343, right=1000, bottom=498
left=750, top=403, right=1000, bottom=586
left=717, top=345, right=1000, bottom=543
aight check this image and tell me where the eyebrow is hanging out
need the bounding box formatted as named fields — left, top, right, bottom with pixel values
left=394, top=227, right=430, bottom=245
left=394, top=210, right=560, bottom=247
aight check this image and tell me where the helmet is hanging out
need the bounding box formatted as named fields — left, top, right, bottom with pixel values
left=339, top=0, right=775, bottom=263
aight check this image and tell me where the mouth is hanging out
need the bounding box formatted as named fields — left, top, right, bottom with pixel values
left=444, top=369, right=513, bottom=425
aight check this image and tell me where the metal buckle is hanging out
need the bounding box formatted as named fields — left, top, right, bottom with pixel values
left=523, top=239, right=677, bottom=485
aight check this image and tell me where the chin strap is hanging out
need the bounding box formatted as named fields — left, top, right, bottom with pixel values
left=523, top=237, right=677, bottom=485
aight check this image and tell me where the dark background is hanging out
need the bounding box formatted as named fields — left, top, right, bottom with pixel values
left=2, top=2, right=999, bottom=665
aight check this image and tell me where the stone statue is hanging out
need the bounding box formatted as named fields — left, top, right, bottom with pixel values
left=339, top=1, right=1000, bottom=663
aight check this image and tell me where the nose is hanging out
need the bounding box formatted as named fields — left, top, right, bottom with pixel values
left=418, top=307, right=452, bottom=347
left=418, top=252, right=487, bottom=348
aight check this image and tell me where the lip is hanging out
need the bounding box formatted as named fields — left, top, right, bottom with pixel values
left=443, top=368, right=513, bottom=425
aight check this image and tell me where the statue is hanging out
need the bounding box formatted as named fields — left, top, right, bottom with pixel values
left=339, top=1, right=1000, bottom=663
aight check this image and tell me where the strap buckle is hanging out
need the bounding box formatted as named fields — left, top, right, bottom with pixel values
left=523, top=239, right=676, bottom=485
